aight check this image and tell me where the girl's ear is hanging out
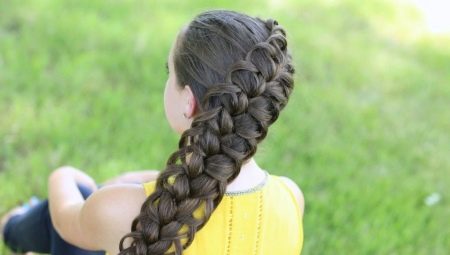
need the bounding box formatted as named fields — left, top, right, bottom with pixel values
left=183, top=85, right=197, bottom=119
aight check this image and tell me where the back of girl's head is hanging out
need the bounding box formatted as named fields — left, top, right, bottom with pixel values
left=119, top=9, right=295, bottom=255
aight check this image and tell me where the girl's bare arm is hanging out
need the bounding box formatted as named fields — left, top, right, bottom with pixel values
left=48, top=166, right=147, bottom=252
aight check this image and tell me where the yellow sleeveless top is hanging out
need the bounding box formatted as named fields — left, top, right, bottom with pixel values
left=141, top=170, right=304, bottom=255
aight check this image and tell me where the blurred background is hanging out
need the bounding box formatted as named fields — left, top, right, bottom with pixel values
left=0, top=0, right=449, bottom=254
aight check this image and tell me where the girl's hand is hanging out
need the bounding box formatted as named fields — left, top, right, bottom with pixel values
left=50, top=166, right=98, bottom=192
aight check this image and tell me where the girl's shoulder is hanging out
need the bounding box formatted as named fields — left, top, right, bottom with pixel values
left=82, top=184, right=148, bottom=254
left=277, top=176, right=305, bottom=217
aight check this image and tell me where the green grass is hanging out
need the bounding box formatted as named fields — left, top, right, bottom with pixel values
left=1, top=0, right=449, bottom=254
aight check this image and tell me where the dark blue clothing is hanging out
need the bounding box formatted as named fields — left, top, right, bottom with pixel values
left=2, top=184, right=105, bottom=255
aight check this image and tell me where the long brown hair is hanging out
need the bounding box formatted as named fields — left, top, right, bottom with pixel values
left=119, top=10, right=295, bottom=255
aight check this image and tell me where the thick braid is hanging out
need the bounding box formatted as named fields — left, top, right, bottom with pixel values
left=119, top=16, right=294, bottom=255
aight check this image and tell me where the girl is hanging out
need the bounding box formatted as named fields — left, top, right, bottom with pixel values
left=1, top=9, right=304, bottom=255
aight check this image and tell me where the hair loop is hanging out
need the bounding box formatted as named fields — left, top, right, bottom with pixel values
left=192, top=106, right=222, bottom=123
left=225, top=60, right=258, bottom=83
left=265, top=18, right=277, bottom=30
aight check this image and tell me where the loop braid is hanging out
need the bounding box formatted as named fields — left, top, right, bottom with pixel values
left=119, top=12, right=295, bottom=255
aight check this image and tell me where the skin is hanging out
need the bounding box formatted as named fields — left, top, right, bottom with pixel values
left=1, top=27, right=305, bottom=254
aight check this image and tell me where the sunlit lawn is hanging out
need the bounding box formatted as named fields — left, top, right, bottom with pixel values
left=1, top=0, right=449, bottom=254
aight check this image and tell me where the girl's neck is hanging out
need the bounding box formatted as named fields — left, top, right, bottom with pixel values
left=225, top=157, right=266, bottom=192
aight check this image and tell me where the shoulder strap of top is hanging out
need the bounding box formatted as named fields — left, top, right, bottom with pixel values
left=143, top=174, right=303, bottom=220
left=273, top=175, right=303, bottom=221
